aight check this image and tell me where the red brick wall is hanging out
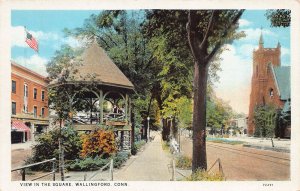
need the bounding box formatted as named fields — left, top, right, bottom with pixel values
left=11, top=63, right=49, bottom=118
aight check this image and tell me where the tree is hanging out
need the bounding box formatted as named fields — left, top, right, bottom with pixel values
left=143, top=10, right=245, bottom=171
left=185, top=10, right=244, bottom=171
left=253, top=104, right=278, bottom=139
left=265, top=9, right=291, bottom=27
left=206, top=95, right=233, bottom=134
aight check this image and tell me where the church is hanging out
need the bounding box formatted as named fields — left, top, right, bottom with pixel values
left=247, top=32, right=291, bottom=138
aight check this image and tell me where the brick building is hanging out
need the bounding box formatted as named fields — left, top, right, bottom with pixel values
left=247, top=33, right=291, bottom=137
left=11, top=61, right=49, bottom=143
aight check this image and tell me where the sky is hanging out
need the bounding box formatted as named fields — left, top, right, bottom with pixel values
left=11, top=10, right=291, bottom=115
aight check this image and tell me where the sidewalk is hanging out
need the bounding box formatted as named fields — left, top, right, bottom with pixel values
left=11, top=141, right=36, bottom=151
left=113, top=131, right=172, bottom=181
left=224, top=136, right=290, bottom=152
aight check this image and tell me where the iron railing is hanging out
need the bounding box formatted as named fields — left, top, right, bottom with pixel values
left=11, top=158, right=56, bottom=181
left=84, top=159, right=113, bottom=181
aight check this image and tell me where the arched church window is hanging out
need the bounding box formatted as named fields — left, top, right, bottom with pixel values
left=269, top=88, right=274, bottom=98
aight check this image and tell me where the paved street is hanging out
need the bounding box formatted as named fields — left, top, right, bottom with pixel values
left=180, top=136, right=290, bottom=180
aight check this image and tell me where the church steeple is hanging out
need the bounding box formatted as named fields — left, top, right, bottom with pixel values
left=277, top=41, right=281, bottom=48
left=259, top=27, right=264, bottom=49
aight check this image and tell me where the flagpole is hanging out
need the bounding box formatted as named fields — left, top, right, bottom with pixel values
left=24, top=26, right=27, bottom=68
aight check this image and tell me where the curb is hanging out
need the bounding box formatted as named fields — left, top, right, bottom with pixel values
left=243, top=144, right=290, bottom=153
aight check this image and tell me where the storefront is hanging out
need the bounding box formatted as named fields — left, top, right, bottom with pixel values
left=11, top=120, right=31, bottom=143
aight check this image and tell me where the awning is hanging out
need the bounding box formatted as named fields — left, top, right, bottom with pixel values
left=11, top=120, right=30, bottom=132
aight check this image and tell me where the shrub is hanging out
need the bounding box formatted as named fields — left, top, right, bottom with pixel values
left=176, top=155, right=192, bottom=169
left=26, top=127, right=82, bottom=171
left=113, top=151, right=130, bottom=169
left=131, top=144, right=138, bottom=155
left=135, top=140, right=146, bottom=150
left=81, top=129, right=116, bottom=158
left=162, top=140, right=170, bottom=152
left=185, top=170, right=225, bottom=181
left=67, top=156, right=109, bottom=171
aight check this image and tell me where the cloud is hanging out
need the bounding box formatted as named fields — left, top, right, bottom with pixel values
left=11, top=26, right=60, bottom=47
left=11, top=26, right=28, bottom=47
left=238, top=28, right=277, bottom=42
left=236, top=44, right=258, bottom=59
left=13, top=55, right=48, bottom=76
left=281, top=46, right=290, bottom=56
left=11, top=26, right=83, bottom=49
left=238, top=19, right=252, bottom=27
left=215, top=44, right=252, bottom=114
left=62, top=36, right=88, bottom=48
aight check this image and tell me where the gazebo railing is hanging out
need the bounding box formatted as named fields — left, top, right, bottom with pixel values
left=72, top=112, right=126, bottom=125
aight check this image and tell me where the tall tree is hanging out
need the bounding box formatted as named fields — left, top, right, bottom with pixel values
left=144, top=10, right=244, bottom=171
left=186, top=10, right=244, bottom=171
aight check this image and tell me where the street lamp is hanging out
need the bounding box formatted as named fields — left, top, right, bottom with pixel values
left=147, top=116, right=150, bottom=142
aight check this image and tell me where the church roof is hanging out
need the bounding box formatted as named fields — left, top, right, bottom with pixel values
left=272, top=66, right=290, bottom=100
left=51, top=42, right=134, bottom=90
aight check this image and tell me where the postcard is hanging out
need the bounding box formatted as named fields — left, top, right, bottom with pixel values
left=0, top=0, right=300, bottom=191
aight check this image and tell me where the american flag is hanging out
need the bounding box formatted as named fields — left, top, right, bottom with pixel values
left=25, top=30, right=38, bottom=52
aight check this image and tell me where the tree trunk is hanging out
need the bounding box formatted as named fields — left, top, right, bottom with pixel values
left=59, top=119, right=65, bottom=181
left=162, top=118, right=170, bottom=141
left=131, top=106, right=135, bottom=153
left=192, top=60, right=209, bottom=172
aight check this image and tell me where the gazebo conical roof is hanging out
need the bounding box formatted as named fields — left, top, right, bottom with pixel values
left=50, top=42, right=134, bottom=91
left=71, top=42, right=134, bottom=89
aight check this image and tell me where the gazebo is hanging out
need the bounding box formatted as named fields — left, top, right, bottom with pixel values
left=48, top=42, right=134, bottom=151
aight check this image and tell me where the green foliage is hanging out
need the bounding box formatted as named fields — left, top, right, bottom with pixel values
left=265, top=9, right=290, bottom=27
left=254, top=104, right=278, bottom=138
left=176, top=155, right=192, bottom=169
left=113, top=151, right=130, bottom=169
left=131, top=140, right=147, bottom=155
left=67, top=151, right=131, bottom=171
left=185, top=170, right=225, bottom=181
left=67, top=156, right=109, bottom=171
left=206, top=95, right=233, bottom=130
left=161, top=140, right=170, bottom=152
left=26, top=127, right=82, bottom=171
left=135, top=140, right=146, bottom=150
left=206, top=137, right=244, bottom=145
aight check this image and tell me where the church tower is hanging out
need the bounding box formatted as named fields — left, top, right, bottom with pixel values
left=247, top=31, right=281, bottom=135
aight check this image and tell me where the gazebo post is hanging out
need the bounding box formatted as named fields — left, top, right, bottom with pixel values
left=125, top=94, right=129, bottom=121
left=128, top=97, right=131, bottom=123
left=99, top=90, right=104, bottom=124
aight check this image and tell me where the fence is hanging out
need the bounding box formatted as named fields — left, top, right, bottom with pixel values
left=207, top=158, right=225, bottom=178
left=170, top=158, right=225, bottom=181
left=169, top=159, right=188, bottom=181
left=11, top=158, right=56, bottom=181
left=84, top=159, right=114, bottom=181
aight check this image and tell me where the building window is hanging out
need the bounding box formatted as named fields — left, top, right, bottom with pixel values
left=24, top=84, right=28, bottom=97
left=23, top=84, right=28, bottom=113
left=269, top=88, right=274, bottom=98
left=41, top=108, right=45, bottom=118
left=12, top=102, right=16, bottom=115
left=41, top=91, right=45, bottom=101
left=12, top=80, right=16, bottom=93
left=34, top=88, right=37, bottom=100
left=34, top=106, right=37, bottom=118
